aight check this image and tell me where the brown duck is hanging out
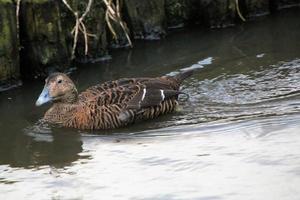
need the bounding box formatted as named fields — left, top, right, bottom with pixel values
left=35, top=69, right=196, bottom=130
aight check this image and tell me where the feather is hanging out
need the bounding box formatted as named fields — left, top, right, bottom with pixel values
left=126, top=88, right=184, bottom=110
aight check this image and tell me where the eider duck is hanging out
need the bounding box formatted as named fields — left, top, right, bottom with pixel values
left=35, top=69, right=196, bottom=130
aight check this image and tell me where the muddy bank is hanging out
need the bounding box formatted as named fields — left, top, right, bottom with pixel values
left=0, top=0, right=299, bottom=89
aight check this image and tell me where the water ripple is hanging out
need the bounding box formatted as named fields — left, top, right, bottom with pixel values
left=176, top=59, right=300, bottom=126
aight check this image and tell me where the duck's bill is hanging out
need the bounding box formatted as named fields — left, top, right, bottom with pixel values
left=36, top=86, right=52, bottom=106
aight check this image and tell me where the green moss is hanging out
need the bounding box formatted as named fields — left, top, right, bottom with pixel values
left=0, top=4, right=9, bottom=44
left=125, top=0, right=166, bottom=39
left=27, top=0, right=51, bottom=4
left=165, top=0, right=189, bottom=27
left=0, top=16, right=11, bottom=47
left=46, top=22, right=54, bottom=33
left=0, top=1, right=19, bottom=83
left=0, top=0, right=13, bottom=3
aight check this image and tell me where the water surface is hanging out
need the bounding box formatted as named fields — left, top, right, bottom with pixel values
left=0, top=8, right=300, bottom=200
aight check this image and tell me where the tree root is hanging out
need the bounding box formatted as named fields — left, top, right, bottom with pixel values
left=235, top=0, right=246, bottom=22
left=103, top=0, right=133, bottom=47
left=62, top=0, right=96, bottom=59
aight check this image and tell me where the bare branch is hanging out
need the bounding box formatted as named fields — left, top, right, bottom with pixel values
left=61, top=0, right=94, bottom=59
left=71, top=12, right=80, bottom=59
left=103, top=0, right=133, bottom=47
left=80, top=0, right=93, bottom=21
left=62, top=0, right=75, bottom=14
left=235, top=0, right=246, bottom=22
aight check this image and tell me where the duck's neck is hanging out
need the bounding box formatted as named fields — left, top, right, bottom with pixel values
left=54, top=89, right=79, bottom=104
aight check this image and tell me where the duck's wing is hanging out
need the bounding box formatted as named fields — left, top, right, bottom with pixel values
left=125, top=80, right=184, bottom=110
left=79, top=77, right=175, bottom=101
left=79, top=68, right=196, bottom=105
left=79, top=78, right=184, bottom=108
left=78, top=78, right=146, bottom=102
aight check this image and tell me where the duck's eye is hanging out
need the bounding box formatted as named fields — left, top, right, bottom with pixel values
left=57, top=79, right=62, bottom=84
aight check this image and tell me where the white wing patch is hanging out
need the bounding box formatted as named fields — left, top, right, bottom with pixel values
left=160, top=89, right=165, bottom=100
left=141, top=88, right=146, bottom=101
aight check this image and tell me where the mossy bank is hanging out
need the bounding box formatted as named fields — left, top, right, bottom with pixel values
left=0, top=0, right=299, bottom=90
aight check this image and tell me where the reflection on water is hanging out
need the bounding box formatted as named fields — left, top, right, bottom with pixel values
left=1, top=8, right=300, bottom=200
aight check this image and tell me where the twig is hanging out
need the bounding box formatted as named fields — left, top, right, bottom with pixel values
left=16, top=0, right=21, bottom=42
left=62, top=0, right=94, bottom=59
left=16, top=0, right=21, bottom=30
left=235, top=0, right=246, bottom=22
left=80, top=21, right=89, bottom=55
left=72, top=12, right=80, bottom=59
left=103, top=0, right=133, bottom=47
left=81, top=0, right=93, bottom=20
left=106, top=11, right=118, bottom=39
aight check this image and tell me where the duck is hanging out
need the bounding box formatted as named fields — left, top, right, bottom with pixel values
left=35, top=69, right=196, bottom=130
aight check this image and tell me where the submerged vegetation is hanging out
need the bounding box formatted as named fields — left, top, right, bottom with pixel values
left=0, top=0, right=300, bottom=89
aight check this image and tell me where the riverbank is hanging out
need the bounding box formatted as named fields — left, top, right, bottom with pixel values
left=0, top=0, right=299, bottom=90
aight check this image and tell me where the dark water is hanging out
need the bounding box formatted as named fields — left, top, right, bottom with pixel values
left=1, top=9, right=300, bottom=200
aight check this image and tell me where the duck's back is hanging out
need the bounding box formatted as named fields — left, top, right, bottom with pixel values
left=78, top=76, right=179, bottom=103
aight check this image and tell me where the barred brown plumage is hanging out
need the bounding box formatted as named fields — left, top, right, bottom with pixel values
left=36, top=68, right=197, bottom=130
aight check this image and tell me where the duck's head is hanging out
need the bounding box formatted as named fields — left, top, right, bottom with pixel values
left=36, top=73, right=78, bottom=106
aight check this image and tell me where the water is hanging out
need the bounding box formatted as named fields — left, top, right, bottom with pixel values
left=1, top=8, right=300, bottom=200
